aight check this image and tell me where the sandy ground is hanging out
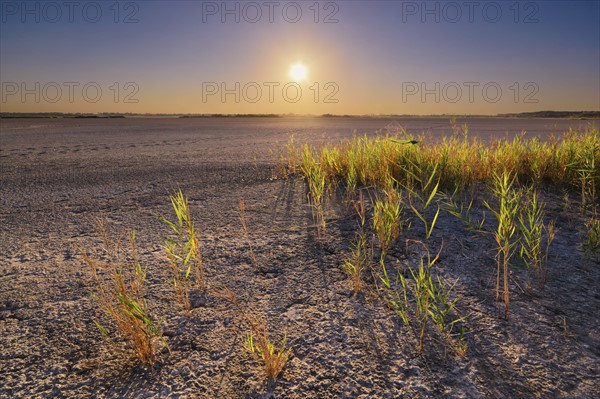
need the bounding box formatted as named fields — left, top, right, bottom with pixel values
left=1, top=118, right=599, bottom=398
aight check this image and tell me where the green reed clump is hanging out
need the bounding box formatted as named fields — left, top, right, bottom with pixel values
left=356, top=134, right=392, bottom=187
left=574, top=139, right=600, bottom=255
left=584, top=217, right=600, bottom=256
left=518, top=187, right=555, bottom=289
left=391, top=271, right=411, bottom=328
left=411, top=255, right=432, bottom=353
left=162, top=190, right=204, bottom=314
left=372, top=186, right=404, bottom=287
left=484, top=171, right=521, bottom=319
left=428, top=272, right=465, bottom=332
left=337, top=134, right=420, bottom=189
left=571, top=137, right=599, bottom=210
left=344, top=233, right=369, bottom=292
left=244, top=320, right=292, bottom=385
left=525, top=137, right=550, bottom=185
left=444, top=190, right=486, bottom=232
left=320, top=144, right=342, bottom=190
left=301, top=144, right=327, bottom=240
left=437, top=128, right=485, bottom=190
left=343, top=144, right=360, bottom=193
left=402, top=160, right=442, bottom=242
left=343, top=191, right=370, bottom=292
left=284, top=134, right=299, bottom=176
left=81, top=218, right=166, bottom=365
left=388, top=242, right=466, bottom=354
left=213, top=286, right=292, bottom=386
left=548, top=127, right=599, bottom=187
left=562, top=130, right=600, bottom=258
left=291, top=126, right=599, bottom=277
left=292, top=126, right=599, bottom=197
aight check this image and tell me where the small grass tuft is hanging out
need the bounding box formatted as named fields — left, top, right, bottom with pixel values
left=212, top=285, right=292, bottom=386
left=81, top=217, right=166, bottom=366
left=343, top=191, right=370, bottom=292
left=161, top=189, right=204, bottom=314
left=244, top=317, right=293, bottom=385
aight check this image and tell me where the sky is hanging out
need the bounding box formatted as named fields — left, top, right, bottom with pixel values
left=1, top=0, right=599, bottom=115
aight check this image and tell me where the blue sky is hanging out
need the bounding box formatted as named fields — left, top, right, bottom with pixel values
left=1, top=0, right=599, bottom=114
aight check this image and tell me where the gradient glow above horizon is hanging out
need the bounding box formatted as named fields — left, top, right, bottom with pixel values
left=1, top=0, right=599, bottom=115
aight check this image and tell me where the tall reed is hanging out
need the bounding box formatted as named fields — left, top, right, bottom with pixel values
left=372, top=187, right=404, bottom=287
left=402, top=161, right=441, bottom=242
left=301, top=144, right=327, bottom=240
left=161, top=190, right=204, bottom=314
left=343, top=190, right=369, bottom=292
left=484, top=171, right=520, bottom=319
left=388, top=241, right=466, bottom=354
left=518, top=187, right=555, bottom=288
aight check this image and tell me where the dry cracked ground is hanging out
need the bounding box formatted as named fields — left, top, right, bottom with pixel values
left=1, top=118, right=599, bottom=398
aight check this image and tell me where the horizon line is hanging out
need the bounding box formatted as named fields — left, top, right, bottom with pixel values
left=2, top=110, right=600, bottom=119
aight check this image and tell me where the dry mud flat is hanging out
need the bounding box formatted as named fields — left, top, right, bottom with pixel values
left=1, top=119, right=599, bottom=398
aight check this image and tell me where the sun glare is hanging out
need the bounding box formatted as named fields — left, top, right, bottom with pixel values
left=290, top=63, right=308, bottom=81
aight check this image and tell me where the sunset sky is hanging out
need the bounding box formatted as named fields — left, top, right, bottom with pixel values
left=1, top=0, right=599, bottom=115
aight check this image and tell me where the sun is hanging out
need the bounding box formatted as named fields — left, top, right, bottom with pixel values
left=290, top=63, right=308, bottom=81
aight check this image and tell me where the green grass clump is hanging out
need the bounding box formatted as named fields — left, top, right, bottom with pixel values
left=343, top=191, right=370, bottom=292
left=403, top=161, right=441, bottom=242
left=284, top=134, right=299, bottom=176
left=388, top=242, right=466, bottom=355
left=518, top=187, right=555, bottom=289
left=301, top=144, right=327, bottom=240
left=290, top=121, right=600, bottom=284
left=372, top=187, right=404, bottom=287
left=212, top=286, right=292, bottom=386
left=244, top=321, right=292, bottom=385
left=81, top=217, right=166, bottom=366
left=484, top=171, right=520, bottom=320
left=291, top=124, right=598, bottom=325
left=584, top=216, right=600, bottom=256
left=443, top=192, right=486, bottom=232
left=162, top=189, right=204, bottom=314
left=292, top=125, right=598, bottom=194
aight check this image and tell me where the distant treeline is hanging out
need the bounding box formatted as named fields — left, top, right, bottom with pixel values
left=498, top=111, right=600, bottom=119
left=179, top=114, right=280, bottom=118
left=0, top=113, right=125, bottom=119
left=2, top=111, right=598, bottom=119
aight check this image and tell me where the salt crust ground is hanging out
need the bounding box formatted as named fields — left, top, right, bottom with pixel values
left=1, top=118, right=598, bottom=398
